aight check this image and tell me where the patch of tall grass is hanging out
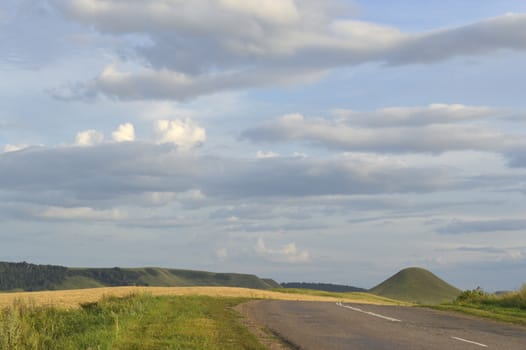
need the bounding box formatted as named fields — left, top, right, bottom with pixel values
left=454, top=285, right=526, bottom=309
left=430, top=285, right=526, bottom=326
left=0, top=294, right=145, bottom=349
left=0, top=293, right=265, bottom=349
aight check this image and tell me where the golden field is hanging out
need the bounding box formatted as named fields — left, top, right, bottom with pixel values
left=0, top=286, right=397, bottom=309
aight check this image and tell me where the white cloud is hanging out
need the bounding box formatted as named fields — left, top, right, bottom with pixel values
left=255, top=237, right=310, bottom=263
left=256, top=150, right=279, bottom=159
left=2, top=144, right=28, bottom=153
left=243, top=107, right=525, bottom=154
left=437, top=218, right=526, bottom=234
left=77, top=63, right=322, bottom=101
left=51, top=0, right=304, bottom=36
left=332, top=104, right=501, bottom=127
left=146, top=189, right=206, bottom=206
left=434, top=245, right=526, bottom=266
left=49, top=1, right=526, bottom=100
left=387, top=13, right=526, bottom=65
left=146, top=191, right=178, bottom=206
left=0, top=143, right=459, bottom=209
left=76, top=129, right=104, bottom=146
left=90, top=65, right=198, bottom=101
left=36, top=206, right=126, bottom=221
left=153, top=118, right=206, bottom=149
left=112, top=122, right=135, bottom=142
left=219, top=0, right=300, bottom=24
left=179, top=189, right=206, bottom=201
left=329, top=19, right=404, bottom=49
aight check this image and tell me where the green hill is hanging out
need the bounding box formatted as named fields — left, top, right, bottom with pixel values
left=369, top=267, right=461, bottom=304
left=0, top=262, right=279, bottom=292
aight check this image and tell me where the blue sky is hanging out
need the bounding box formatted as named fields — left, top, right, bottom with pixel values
left=1, top=0, right=526, bottom=291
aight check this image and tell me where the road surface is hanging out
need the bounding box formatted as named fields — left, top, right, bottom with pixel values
left=244, top=300, right=526, bottom=349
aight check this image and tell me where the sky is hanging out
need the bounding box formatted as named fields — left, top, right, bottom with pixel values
left=1, top=0, right=526, bottom=291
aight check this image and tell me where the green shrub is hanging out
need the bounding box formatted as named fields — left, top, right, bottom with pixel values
left=454, top=285, right=526, bottom=310
left=455, top=288, right=486, bottom=303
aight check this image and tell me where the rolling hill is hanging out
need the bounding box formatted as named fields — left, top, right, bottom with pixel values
left=369, top=267, right=461, bottom=304
left=0, top=261, right=279, bottom=292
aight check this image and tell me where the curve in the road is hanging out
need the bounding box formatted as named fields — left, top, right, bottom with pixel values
left=244, top=300, right=526, bottom=350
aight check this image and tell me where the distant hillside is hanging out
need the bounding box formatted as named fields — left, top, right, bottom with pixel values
left=0, top=262, right=279, bottom=292
left=281, top=282, right=366, bottom=293
left=369, top=267, right=461, bottom=304
left=262, top=278, right=282, bottom=289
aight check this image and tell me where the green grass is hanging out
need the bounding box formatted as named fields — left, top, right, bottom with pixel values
left=57, top=275, right=105, bottom=289
left=272, top=288, right=408, bottom=305
left=369, top=267, right=461, bottom=304
left=429, top=286, right=526, bottom=326
left=0, top=294, right=265, bottom=350
left=430, top=304, right=526, bottom=326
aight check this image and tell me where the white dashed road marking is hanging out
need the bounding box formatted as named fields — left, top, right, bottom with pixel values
left=337, top=302, right=491, bottom=347
left=336, top=302, right=401, bottom=322
left=451, top=336, right=488, bottom=347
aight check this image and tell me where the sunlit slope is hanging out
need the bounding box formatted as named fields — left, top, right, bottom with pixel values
left=63, top=267, right=281, bottom=290
left=261, top=278, right=282, bottom=288
left=370, top=267, right=461, bottom=304
left=0, top=262, right=278, bottom=291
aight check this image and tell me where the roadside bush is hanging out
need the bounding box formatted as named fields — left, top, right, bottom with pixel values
left=455, top=285, right=526, bottom=310
left=455, top=288, right=487, bottom=303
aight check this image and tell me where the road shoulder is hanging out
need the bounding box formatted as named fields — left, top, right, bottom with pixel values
left=235, top=300, right=296, bottom=350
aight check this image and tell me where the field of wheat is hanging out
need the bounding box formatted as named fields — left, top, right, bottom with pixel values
left=0, top=286, right=396, bottom=309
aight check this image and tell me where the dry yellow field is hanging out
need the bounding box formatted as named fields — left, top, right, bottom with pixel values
left=0, top=286, right=394, bottom=309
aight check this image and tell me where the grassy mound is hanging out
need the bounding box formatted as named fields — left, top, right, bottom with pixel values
left=370, top=267, right=461, bottom=304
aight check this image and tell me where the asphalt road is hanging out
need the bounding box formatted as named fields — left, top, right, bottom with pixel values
left=244, top=300, right=526, bottom=350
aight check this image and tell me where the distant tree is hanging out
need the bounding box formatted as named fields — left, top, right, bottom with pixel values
left=0, top=261, right=68, bottom=291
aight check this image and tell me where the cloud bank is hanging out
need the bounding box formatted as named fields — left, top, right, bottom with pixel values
left=0, top=142, right=458, bottom=211
left=438, top=218, right=526, bottom=234
left=48, top=0, right=526, bottom=100
left=242, top=105, right=525, bottom=156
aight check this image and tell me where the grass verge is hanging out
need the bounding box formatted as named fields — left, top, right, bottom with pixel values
left=429, top=303, right=526, bottom=326
left=0, top=294, right=265, bottom=350
left=427, top=286, right=526, bottom=326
